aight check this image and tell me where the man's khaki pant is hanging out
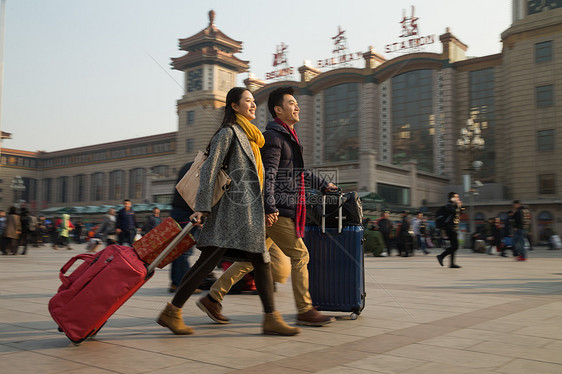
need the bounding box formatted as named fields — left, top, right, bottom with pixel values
left=209, top=216, right=313, bottom=314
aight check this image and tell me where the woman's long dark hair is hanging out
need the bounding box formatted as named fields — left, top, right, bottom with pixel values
left=205, top=87, right=249, bottom=154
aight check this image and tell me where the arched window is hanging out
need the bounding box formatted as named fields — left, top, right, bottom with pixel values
left=391, top=69, right=434, bottom=172
left=57, top=176, right=69, bottom=203
left=129, top=168, right=145, bottom=200
left=324, top=83, right=359, bottom=162
left=109, top=170, right=125, bottom=200
left=91, top=172, right=105, bottom=201
left=73, top=174, right=86, bottom=202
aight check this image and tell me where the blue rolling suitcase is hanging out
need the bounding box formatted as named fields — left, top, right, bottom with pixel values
left=303, top=193, right=365, bottom=319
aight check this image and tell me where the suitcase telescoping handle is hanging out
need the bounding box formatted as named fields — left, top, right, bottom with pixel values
left=321, top=193, right=343, bottom=234
left=146, top=218, right=198, bottom=274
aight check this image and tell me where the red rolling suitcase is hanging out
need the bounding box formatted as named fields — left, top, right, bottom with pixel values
left=48, top=221, right=196, bottom=344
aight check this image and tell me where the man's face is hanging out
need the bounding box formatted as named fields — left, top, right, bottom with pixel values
left=154, top=208, right=160, bottom=216
left=513, top=202, right=520, bottom=210
left=276, top=94, right=300, bottom=125
left=417, top=213, right=423, bottom=219
left=383, top=212, right=389, bottom=219
left=124, top=201, right=132, bottom=210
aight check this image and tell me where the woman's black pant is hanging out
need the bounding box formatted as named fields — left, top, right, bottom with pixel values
left=172, top=246, right=275, bottom=313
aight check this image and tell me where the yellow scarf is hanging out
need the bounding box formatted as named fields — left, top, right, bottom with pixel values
left=235, top=113, right=265, bottom=189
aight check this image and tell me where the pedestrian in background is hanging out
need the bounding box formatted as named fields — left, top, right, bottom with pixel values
left=0, top=210, right=7, bottom=254
left=377, top=211, right=393, bottom=257
left=143, top=207, right=162, bottom=234
left=412, top=212, right=430, bottom=255
left=96, top=208, right=117, bottom=245
left=116, top=199, right=137, bottom=246
left=5, top=206, right=21, bottom=255
left=436, top=192, right=463, bottom=268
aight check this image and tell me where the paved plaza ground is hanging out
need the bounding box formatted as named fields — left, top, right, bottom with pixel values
left=1, top=244, right=561, bottom=374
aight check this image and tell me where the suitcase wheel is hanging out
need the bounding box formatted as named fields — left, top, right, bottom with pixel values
left=350, top=312, right=358, bottom=320
left=57, top=326, right=63, bottom=333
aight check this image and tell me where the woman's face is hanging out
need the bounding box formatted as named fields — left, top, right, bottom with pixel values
left=232, top=90, right=256, bottom=120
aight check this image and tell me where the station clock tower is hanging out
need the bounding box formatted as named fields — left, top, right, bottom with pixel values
left=171, top=10, right=249, bottom=166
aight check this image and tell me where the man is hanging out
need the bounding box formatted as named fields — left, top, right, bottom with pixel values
left=397, top=211, right=412, bottom=257
left=436, top=192, right=463, bottom=268
left=116, top=199, right=137, bottom=246
left=377, top=211, right=393, bottom=256
left=512, top=200, right=529, bottom=261
left=0, top=210, right=6, bottom=255
left=144, top=207, right=162, bottom=234
left=412, top=212, right=430, bottom=255
left=198, top=86, right=337, bottom=327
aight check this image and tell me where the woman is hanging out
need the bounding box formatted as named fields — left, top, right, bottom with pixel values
left=157, top=87, right=300, bottom=336
left=5, top=206, right=21, bottom=255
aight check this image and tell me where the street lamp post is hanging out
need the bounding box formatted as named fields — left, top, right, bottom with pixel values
left=10, top=175, right=26, bottom=208
left=456, top=119, right=485, bottom=241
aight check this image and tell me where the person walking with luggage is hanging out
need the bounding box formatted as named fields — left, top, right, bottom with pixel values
left=157, top=87, right=300, bottom=336
left=116, top=199, right=137, bottom=246
left=436, top=192, right=463, bottom=268
left=512, top=200, right=530, bottom=261
left=377, top=211, right=393, bottom=256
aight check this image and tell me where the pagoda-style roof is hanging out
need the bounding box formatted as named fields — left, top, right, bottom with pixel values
left=171, top=10, right=249, bottom=73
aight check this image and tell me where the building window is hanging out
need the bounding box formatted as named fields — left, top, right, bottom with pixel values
left=131, top=145, right=148, bottom=156
left=537, top=129, right=555, bottom=151
left=186, top=138, right=194, bottom=153
left=538, top=174, right=556, bottom=195
left=537, top=211, right=554, bottom=241
left=109, top=170, right=125, bottom=200
left=22, top=178, right=37, bottom=203
left=129, top=168, right=144, bottom=200
left=153, top=141, right=171, bottom=153
left=324, top=83, right=359, bottom=162
left=57, top=176, right=69, bottom=203
left=43, top=178, right=52, bottom=204
left=535, top=41, right=553, bottom=63
left=91, top=172, right=105, bottom=201
left=377, top=183, right=410, bottom=206
left=392, top=69, right=434, bottom=172
left=73, top=174, right=86, bottom=202
left=469, top=68, right=496, bottom=183
left=187, top=111, right=195, bottom=125
left=536, top=85, right=554, bottom=107
left=151, top=165, right=169, bottom=178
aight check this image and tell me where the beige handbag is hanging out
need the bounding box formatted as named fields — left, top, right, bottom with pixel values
left=175, top=150, right=232, bottom=211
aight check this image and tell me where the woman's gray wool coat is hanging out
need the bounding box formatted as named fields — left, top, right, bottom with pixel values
left=195, top=124, right=266, bottom=255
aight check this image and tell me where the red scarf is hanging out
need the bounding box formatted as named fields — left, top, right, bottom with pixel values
left=275, top=118, right=306, bottom=238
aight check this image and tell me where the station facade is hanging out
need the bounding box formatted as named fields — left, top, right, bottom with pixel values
left=1, top=2, right=561, bottom=240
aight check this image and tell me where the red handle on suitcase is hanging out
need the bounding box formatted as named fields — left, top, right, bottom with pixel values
left=59, top=253, right=96, bottom=288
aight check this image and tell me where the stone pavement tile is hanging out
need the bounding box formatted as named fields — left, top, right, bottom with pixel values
left=317, top=366, right=385, bottom=373
left=271, top=346, right=372, bottom=372
left=447, top=327, right=556, bottom=348
left=287, top=328, right=366, bottom=347
left=468, top=320, right=523, bottom=333
left=141, top=360, right=233, bottom=374
left=343, top=353, right=428, bottom=373
left=0, top=351, right=85, bottom=374
left=354, top=318, right=417, bottom=331
left=339, top=334, right=421, bottom=354
left=22, top=341, right=191, bottom=373
left=511, top=323, right=562, bottom=340
left=495, top=358, right=562, bottom=374
left=417, top=334, right=484, bottom=349
left=253, top=340, right=327, bottom=357
left=229, top=363, right=312, bottom=373
left=59, top=367, right=116, bottom=374
left=331, top=325, right=390, bottom=338
left=426, top=315, right=486, bottom=329
left=154, top=343, right=286, bottom=370
left=391, top=323, right=457, bottom=339
left=468, top=341, right=562, bottom=365
left=385, top=343, right=513, bottom=369
left=399, top=361, right=501, bottom=374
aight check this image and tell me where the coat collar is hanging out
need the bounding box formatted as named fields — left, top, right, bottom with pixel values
left=231, top=123, right=258, bottom=167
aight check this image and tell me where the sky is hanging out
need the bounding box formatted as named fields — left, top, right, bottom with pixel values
left=1, top=0, right=511, bottom=152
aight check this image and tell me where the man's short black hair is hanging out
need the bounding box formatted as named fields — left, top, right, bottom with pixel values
left=513, top=200, right=520, bottom=204
left=268, top=86, right=295, bottom=118
left=447, top=191, right=457, bottom=200
left=123, top=199, right=131, bottom=203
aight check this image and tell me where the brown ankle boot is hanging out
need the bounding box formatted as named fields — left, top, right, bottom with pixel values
left=157, top=303, right=194, bottom=335
left=263, top=311, right=301, bottom=336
